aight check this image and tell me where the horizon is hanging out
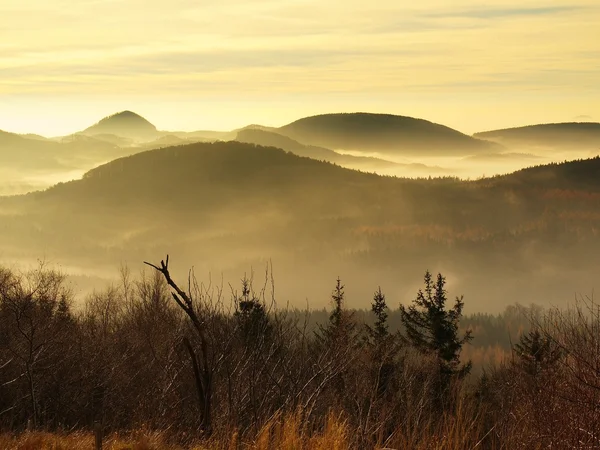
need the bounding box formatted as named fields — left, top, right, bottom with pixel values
left=2, top=0, right=599, bottom=136
left=1, top=106, right=598, bottom=138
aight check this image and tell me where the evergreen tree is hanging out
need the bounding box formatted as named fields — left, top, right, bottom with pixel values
left=514, top=327, right=561, bottom=376
left=233, top=276, right=271, bottom=342
left=317, top=277, right=356, bottom=345
left=366, top=286, right=398, bottom=397
left=314, top=278, right=359, bottom=404
left=400, top=271, right=472, bottom=379
left=330, top=277, right=344, bottom=328
left=368, top=287, right=389, bottom=344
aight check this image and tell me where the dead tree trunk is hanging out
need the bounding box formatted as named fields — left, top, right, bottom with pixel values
left=144, top=255, right=213, bottom=435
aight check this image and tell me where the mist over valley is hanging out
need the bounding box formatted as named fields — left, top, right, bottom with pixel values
left=2, top=110, right=600, bottom=312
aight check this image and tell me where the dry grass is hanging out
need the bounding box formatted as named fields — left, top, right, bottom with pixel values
left=0, top=430, right=199, bottom=450
left=0, top=408, right=501, bottom=450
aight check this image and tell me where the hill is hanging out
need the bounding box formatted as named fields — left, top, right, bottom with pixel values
left=277, top=113, right=500, bottom=156
left=474, top=122, right=600, bottom=150
left=9, top=142, right=600, bottom=235
left=0, top=129, right=136, bottom=195
left=31, top=141, right=384, bottom=214
left=0, top=129, right=128, bottom=169
left=3, top=141, right=600, bottom=310
left=0, top=130, right=76, bottom=170
left=76, top=133, right=135, bottom=147
left=171, top=129, right=236, bottom=141
left=81, top=110, right=159, bottom=141
left=236, top=128, right=402, bottom=170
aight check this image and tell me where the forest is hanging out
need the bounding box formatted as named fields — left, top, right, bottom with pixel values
left=0, top=257, right=597, bottom=449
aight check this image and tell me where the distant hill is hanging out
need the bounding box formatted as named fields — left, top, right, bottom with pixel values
left=77, top=133, right=135, bottom=147
left=236, top=128, right=401, bottom=170
left=236, top=128, right=457, bottom=175
left=81, top=111, right=159, bottom=141
left=137, top=134, right=192, bottom=149
left=0, top=127, right=124, bottom=174
left=474, top=123, right=600, bottom=150
left=170, top=129, right=235, bottom=141
left=0, top=130, right=73, bottom=170
left=277, top=113, right=500, bottom=156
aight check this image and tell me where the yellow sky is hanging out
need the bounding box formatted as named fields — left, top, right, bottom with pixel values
left=1, top=0, right=599, bottom=136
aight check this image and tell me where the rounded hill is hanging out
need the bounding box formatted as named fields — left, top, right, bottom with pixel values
left=82, top=111, right=158, bottom=140
left=278, top=112, right=498, bottom=156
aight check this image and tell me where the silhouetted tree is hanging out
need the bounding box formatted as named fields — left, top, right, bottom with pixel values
left=317, top=277, right=356, bottom=346
left=400, top=271, right=472, bottom=380
left=144, top=256, right=214, bottom=435
left=366, top=287, right=398, bottom=399
left=233, top=276, right=272, bottom=342
left=368, top=287, right=389, bottom=344
left=514, top=327, right=561, bottom=376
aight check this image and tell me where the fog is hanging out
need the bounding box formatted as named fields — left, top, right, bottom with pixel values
left=1, top=113, right=600, bottom=314
left=336, top=147, right=600, bottom=180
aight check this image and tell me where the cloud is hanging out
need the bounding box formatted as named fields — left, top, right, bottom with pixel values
left=0, top=0, right=599, bottom=134
left=423, top=6, right=584, bottom=20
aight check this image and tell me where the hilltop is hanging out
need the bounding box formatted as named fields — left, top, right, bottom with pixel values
left=81, top=110, right=159, bottom=141
left=277, top=112, right=500, bottom=156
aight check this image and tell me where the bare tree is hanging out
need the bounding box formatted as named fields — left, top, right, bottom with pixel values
left=144, top=255, right=214, bottom=434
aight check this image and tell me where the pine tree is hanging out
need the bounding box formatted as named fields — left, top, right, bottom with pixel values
left=317, top=277, right=356, bottom=345
left=514, top=327, right=561, bottom=376
left=366, top=286, right=398, bottom=397
left=369, top=287, right=389, bottom=344
left=330, top=277, right=344, bottom=329
left=233, top=276, right=271, bottom=342
left=314, top=278, right=358, bottom=402
left=400, top=271, right=472, bottom=379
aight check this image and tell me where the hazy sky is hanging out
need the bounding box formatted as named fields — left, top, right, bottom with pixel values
left=1, top=0, right=599, bottom=136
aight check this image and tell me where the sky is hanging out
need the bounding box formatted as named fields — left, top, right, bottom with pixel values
left=1, top=0, right=599, bottom=136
